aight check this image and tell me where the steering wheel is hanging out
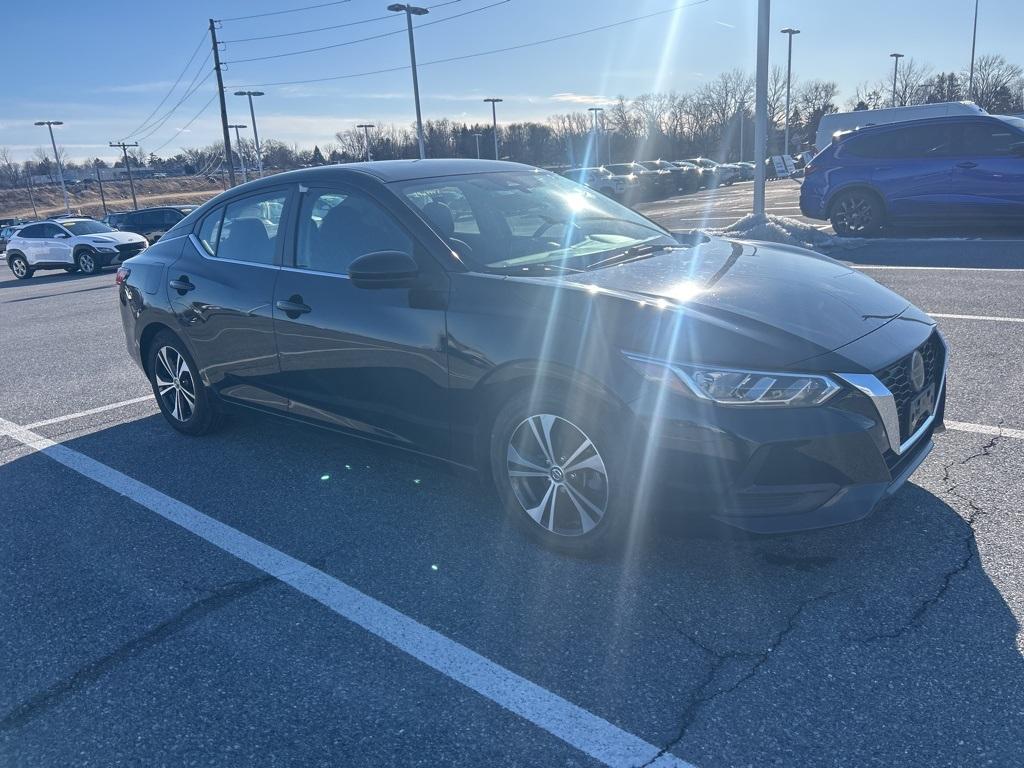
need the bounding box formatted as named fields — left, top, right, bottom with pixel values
left=532, top=219, right=585, bottom=245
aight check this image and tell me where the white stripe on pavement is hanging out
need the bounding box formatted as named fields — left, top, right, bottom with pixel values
left=930, top=313, right=1024, bottom=323
left=0, top=415, right=693, bottom=768
left=946, top=421, right=1024, bottom=440
left=24, top=395, right=156, bottom=430
left=850, top=265, right=1024, bottom=272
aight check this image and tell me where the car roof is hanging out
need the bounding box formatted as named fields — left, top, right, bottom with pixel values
left=245, top=159, right=535, bottom=186
left=839, top=113, right=1001, bottom=139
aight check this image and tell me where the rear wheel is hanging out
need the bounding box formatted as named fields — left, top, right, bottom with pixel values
left=76, top=250, right=101, bottom=275
left=9, top=254, right=32, bottom=279
left=830, top=190, right=884, bottom=236
left=147, top=331, right=222, bottom=436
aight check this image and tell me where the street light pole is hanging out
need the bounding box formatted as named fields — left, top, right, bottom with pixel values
left=388, top=4, right=429, bottom=159
left=228, top=124, right=248, bottom=182
left=752, top=0, right=770, bottom=218
left=588, top=106, right=604, bottom=165
left=780, top=27, right=799, bottom=156
left=484, top=98, right=503, bottom=159
left=968, top=0, right=979, bottom=100
left=95, top=160, right=108, bottom=216
left=357, top=124, right=375, bottom=161
left=890, top=52, right=905, bottom=107
left=473, top=133, right=482, bottom=159
left=34, top=121, right=70, bottom=214
left=234, top=91, right=265, bottom=176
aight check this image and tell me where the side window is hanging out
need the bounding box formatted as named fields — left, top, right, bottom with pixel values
left=17, top=224, right=42, bottom=239
left=216, top=191, right=288, bottom=265
left=843, top=130, right=908, bottom=159
left=295, top=189, right=412, bottom=275
left=405, top=185, right=481, bottom=236
left=963, top=123, right=1019, bottom=156
left=196, top=207, right=224, bottom=257
left=902, top=125, right=953, bottom=157
left=162, top=210, right=184, bottom=226
left=41, top=224, right=64, bottom=238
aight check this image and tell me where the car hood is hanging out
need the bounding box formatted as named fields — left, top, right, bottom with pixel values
left=86, top=231, right=147, bottom=246
left=558, top=237, right=912, bottom=366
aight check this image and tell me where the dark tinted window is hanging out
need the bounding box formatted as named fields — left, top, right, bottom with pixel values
left=963, top=122, right=1022, bottom=155
left=845, top=124, right=953, bottom=159
left=40, top=224, right=64, bottom=237
left=16, top=224, right=44, bottom=238
left=196, top=208, right=223, bottom=256
left=214, top=191, right=288, bottom=265
left=295, top=189, right=412, bottom=275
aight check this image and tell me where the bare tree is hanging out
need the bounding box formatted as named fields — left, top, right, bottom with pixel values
left=966, top=54, right=1024, bottom=112
left=767, top=65, right=794, bottom=127
left=894, top=58, right=934, bottom=106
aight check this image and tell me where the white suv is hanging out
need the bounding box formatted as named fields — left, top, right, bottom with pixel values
left=5, top=218, right=147, bottom=279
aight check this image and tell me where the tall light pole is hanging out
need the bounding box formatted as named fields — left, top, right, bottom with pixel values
left=34, top=120, right=70, bottom=214
left=484, top=98, right=503, bottom=159
left=388, top=4, right=428, bottom=159
left=234, top=90, right=265, bottom=177
left=890, top=52, right=905, bottom=107
left=228, top=124, right=248, bottom=182
left=588, top=106, right=604, bottom=165
left=780, top=27, right=799, bottom=156
left=968, top=0, right=979, bottom=100
left=473, top=132, right=482, bottom=159
left=737, top=96, right=746, bottom=161
left=357, top=124, right=375, bottom=161
left=752, top=0, right=770, bottom=218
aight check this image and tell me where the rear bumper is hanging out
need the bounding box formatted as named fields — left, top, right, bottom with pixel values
left=799, top=187, right=828, bottom=220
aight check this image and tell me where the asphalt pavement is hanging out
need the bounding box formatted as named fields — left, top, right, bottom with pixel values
left=1, top=228, right=1023, bottom=767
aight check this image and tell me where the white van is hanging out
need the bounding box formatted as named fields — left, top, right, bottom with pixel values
left=814, top=102, right=986, bottom=153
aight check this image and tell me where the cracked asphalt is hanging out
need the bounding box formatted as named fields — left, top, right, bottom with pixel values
left=1, top=232, right=1023, bottom=767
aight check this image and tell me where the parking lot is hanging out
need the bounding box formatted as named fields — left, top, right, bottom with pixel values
left=2, top=230, right=1023, bottom=766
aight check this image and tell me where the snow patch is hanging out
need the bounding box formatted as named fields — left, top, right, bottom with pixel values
left=709, top=213, right=845, bottom=249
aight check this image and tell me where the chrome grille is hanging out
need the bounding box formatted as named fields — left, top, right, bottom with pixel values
left=877, top=332, right=945, bottom=444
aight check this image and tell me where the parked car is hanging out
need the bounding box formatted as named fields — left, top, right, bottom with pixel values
left=801, top=114, right=1024, bottom=236
left=6, top=217, right=147, bottom=278
left=561, top=167, right=639, bottom=200
left=1, top=224, right=25, bottom=254
left=106, top=205, right=198, bottom=244
left=679, top=157, right=739, bottom=187
left=671, top=160, right=704, bottom=190
left=815, top=101, right=985, bottom=155
left=118, top=159, right=947, bottom=553
left=636, top=160, right=699, bottom=193
left=735, top=161, right=756, bottom=181
left=603, top=162, right=670, bottom=198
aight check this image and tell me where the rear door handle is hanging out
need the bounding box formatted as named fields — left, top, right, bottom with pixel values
left=957, top=161, right=978, bottom=169
left=169, top=277, right=195, bottom=294
left=275, top=296, right=311, bottom=317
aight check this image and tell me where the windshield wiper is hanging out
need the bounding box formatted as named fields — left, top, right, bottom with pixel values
left=584, top=243, right=684, bottom=272
left=492, top=262, right=585, bottom=275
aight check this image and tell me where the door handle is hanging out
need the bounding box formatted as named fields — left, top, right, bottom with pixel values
left=169, top=276, right=195, bottom=294
left=957, top=161, right=978, bottom=169
left=275, top=296, right=311, bottom=318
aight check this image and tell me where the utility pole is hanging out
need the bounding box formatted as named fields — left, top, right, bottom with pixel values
left=95, top=160, right=108, bottom=216
left=890, top=52, right=905, bottom=107
left=25, top=174, right=39, bottom=220
left=484, top=98, right=503, bottom=159
left=34, top=121, right=70, bottom=214
left=234, top=91, right=265, bottom=176
left=968, top=0, right=979, bottom=100
left=388, top=4, right=429, bottom=159
left=752, top=0, right=770, bottom=218
left=357, top=124, right=375, bottom=161
left=738, top=97, right=745, bottom=162
left=228, top=124, right=248, bottom=182
left=109, top=141, right=139, bottom=210
left=588, top=107, right=604, bottom=165
left=780, top=28, right=799, bottom=156
left=473, top=133, right=482, bottom=159
left=210, top=18, right=236, bottom=186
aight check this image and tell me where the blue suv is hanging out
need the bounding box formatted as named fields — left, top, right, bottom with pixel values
left=800, top=115, right=1024, bottom=235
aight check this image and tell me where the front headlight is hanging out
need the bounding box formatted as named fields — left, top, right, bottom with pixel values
left=624, top=354, right=840, bottom=407
left=97, top=246, right=119, bottom=254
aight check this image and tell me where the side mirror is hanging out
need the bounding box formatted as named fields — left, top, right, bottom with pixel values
left=56, top=232, right=71, bottom=238
left=348, top=250, right=419, bottom=289
left=1010, top=142, right=1024, bottom=157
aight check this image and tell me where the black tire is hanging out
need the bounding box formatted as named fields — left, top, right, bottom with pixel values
left=76, top=250, right=102, bottom=275
left=488, top=388, right=630, bottom=556
left=829, top=189, right=885, bottom=237
left=146, top=330, right=222, bottom=436
left=9, top=254, right=33, bottom=279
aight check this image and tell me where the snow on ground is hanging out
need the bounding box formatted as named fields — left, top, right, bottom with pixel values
left=709, top=213, right=843, bottom=249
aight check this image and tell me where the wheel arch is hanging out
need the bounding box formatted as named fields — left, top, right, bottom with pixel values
left=6, top=248, right=26, bottom=264
left=138, top=321, right=182, bottom=379
left=825, top=183, right=887, bottom=219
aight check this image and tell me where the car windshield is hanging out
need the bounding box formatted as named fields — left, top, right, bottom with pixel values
left=994, top=115, right=1024, bottom=132
left=61, top=220, right=113, bottom=235
left=396, top=170, right=676, bottom=274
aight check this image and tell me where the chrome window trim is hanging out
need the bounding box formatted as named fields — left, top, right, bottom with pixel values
left=280, top=264, right=350, bottom=280
left=187, top=233, right=280, bottom=271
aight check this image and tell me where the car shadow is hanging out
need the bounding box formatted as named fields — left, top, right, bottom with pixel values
left=0, top=269, right=115, bottom=290
left=18, top=410, right=1024, bottom=765
left=827, top=235, right=1024, bottom=269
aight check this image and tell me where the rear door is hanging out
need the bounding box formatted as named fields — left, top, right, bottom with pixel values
left=950, top=119, right=1024, bottom=220
left=169, top=186, right=292, bottom=408
left=271, top=184, right=450, bottom=456
left=11, top=223, right=45, bottom=262
left=865, top=124, right=955, bottom=220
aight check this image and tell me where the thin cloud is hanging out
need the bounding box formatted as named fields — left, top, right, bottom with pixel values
left=714, top=20, right=735, bottom=28
left=549, top=92, right=612, bottom=105
left=93, top=81, right=179, bottom=94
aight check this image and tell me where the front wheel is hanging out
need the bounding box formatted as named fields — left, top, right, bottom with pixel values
left=9, top=254, right=33, bottom=279
left=147, top=331, right=222, bottom=435
left=76, top=250, right=102, bottom=275
left=489, top=391, right=628, bottom=555
left=830, top=190, right=884, bottom=237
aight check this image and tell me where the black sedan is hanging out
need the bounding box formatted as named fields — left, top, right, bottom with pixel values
left=118, top=160, right=946, bottom=553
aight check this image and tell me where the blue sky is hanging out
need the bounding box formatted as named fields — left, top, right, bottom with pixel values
left=4, top=0, right=1022, bottom=162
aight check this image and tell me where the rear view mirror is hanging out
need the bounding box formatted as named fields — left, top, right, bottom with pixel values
left=348, top=250, right=419, bottom=289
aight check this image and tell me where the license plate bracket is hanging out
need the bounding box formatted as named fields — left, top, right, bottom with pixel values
left=908, top=384, right=936, bottom=434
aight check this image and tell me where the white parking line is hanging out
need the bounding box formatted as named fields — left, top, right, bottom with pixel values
left=24, top=395, right=156, bottom=430
left=0, top=415, right=692, bottom=768
left=946, top=421, right=1024, bottom=440
left=850, top=265, right=1024, bottom=272
left=930, top=313, right=1024, bottom=323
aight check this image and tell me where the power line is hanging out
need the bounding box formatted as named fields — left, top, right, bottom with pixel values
left=120, top=31, right=209, bottom=140
left=149, top=93, right=219, bottom=155
left=135, top=67, right=214, bottom=144
left=229, top=0, right=709, bottom=88
left=219, top=0, right=352, bottom=23
left=225, top=0, right=508, bottom=65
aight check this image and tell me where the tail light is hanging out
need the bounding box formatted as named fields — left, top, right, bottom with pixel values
left=115, top=266, right=131, bottom=286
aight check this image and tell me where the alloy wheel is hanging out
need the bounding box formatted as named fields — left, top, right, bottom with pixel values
left=11, top=258, right=27, bottom=278
left=506, top=414, right=609, bottom=537
left=834, top=195, right=874, bottom=232
left=154, top=345, right=197, bottom=422
left=79, top=252, right=96, bottom=274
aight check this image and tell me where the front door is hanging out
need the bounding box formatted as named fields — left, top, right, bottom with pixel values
left=168, top=187, right=292, bottom=408
left=950, top=120, right=1024, bottom=220
left=272, top=185, right=450, bottom=457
